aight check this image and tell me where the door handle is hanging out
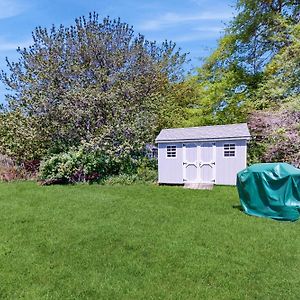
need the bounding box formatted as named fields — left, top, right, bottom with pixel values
left=199, top=162, right=215, bottom=166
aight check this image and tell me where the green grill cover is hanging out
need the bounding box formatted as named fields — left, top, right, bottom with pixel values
left=237, top=163, right=300, bottom=221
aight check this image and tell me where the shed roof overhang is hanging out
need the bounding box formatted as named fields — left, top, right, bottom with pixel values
left=155, top=123, right=251, bottom=144
left=155, top=136, right=251, bottom=144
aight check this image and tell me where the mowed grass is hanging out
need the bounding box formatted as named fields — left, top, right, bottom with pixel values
left=0, top=182, right=300, bottom=299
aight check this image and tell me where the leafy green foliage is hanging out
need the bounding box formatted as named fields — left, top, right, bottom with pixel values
left=39, top=148, right=107, bottom=183
left=0, top=111, right=49, bottom=162
left=254, top=23, right=300, bottom=109
left=136, top=157, right=158, bottom=183
left=156, top=77, right=199, bottom=129
left=185, top=0, right=300, bottom=127
left=39, top=146, right=158, bottom=184
left=232, top=0, right=298, bottom=73
left=101, top=158, right=157, bottom=185
left=102, top=174, right=139, bottom=185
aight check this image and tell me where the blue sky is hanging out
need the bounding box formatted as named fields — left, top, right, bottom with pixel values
left=0, top=0, right=235, bottom=101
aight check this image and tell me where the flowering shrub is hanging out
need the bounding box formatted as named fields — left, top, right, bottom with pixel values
left=39, top=149, right=106, bottom=184
left=39, top=147, right=158, bottom=184
left=248, top=109, right=300, bottom=167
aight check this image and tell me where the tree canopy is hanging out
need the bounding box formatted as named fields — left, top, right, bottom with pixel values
left=0, top=13, right=186, bottom=161
left=179, top=0, right=300, bottom=125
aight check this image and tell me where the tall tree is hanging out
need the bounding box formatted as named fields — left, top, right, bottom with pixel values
left=247, top=23, right=300, bottom=167
left=190, top=0, right=300, bottom=124
left=0, top=13, right=186, bottom=161
left=255, top=23, right=300, bottom=108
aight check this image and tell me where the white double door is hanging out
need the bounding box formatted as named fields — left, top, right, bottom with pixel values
left=183, top=142, right=216, bottom=183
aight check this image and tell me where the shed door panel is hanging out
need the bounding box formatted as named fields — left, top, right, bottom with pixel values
left=185, top=144, right=197, bottom=162
left=201, top=143, right=213, bottom=161
left=186, top=164, right=198, bottom=182
left=200, top=143, right=216, bottom=183
left=183, top=144, right=199, bottom=182
left=201, top=164, right=214, bottom=182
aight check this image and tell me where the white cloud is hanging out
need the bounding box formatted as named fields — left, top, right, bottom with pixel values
left=172, top=29, right=224, bottom=43
left=0, top=38, right=32, bottom=51
left=0, top=0, right=27, bottom=19
left=139, top=11, right=233, bottom=31
left=194, top=26, right=223, bottom=33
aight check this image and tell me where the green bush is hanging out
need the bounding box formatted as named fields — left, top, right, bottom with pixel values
left=102, top=158, right=158, bottom=185
left=39, top=146, right=158, bottom=185
left=39, top=149, right=106, bottom=184
left=137, top=167, right=158, bottom=183
left=102, top=174, right=139, bottom=185
left=136, top=158, right=158, bottom=183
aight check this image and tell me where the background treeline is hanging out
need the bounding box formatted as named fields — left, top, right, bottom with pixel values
left=179, top=0, right=300, bottom=167
left=0, top=0, right=299, bottom=183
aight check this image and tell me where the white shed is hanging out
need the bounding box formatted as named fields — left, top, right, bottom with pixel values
left=155, top=123, right=251, bottom=186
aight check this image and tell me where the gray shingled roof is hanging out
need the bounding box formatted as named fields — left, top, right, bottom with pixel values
left=155, top=123, right=250, bottom=143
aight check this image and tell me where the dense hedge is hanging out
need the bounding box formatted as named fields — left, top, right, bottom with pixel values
left=39, top=147, right=157, bottom=184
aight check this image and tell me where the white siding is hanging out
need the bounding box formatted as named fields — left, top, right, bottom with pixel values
left=215, top=140, right=247, bottom=185
left=157, top=139, right=247, bottom=185
left=158, top=143, right=183, bottom=184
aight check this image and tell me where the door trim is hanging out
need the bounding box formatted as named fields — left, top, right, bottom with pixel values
left=183, top=142, right=216, bottom=183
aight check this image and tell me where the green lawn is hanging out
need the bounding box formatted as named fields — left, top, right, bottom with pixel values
left=0, top=182, right=300, bottom=299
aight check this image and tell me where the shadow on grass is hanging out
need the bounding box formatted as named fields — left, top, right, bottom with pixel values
left=232, top=204, right=243, bottom=212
